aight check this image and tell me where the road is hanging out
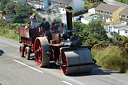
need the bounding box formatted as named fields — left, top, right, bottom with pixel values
left=103, top=0, right=128, bottom=8
left=0, top=36, right=128, bottom=85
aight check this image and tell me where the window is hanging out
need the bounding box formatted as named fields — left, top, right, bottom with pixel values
left=110, top=19, right=113, bottom=21
left=104, top=12, right=109, bottom=15
left=120, top=15, right=125, bottom=18
left=96, top=10, right=100, bottom=13
left=125, top=30, right=127, bottom=33
left=126, top=16, right=128, bottom=19
left=109, top=12, right=113, bottom=16
left=106, top=12, right=109, bottom=15
left=101, top=11, right=104, bottom=14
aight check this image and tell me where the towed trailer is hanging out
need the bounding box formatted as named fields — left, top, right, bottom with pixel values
left=19, top=6, right=96, bottom=75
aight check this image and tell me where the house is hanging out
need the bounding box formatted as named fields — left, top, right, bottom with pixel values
left=95, top=3, right=124, bottom=24
left=88, top=8, right=95, bottom=15
left=0, top=11, right=4, bottom=17
left=119, top=8, right=128, bottom=25
left=81, top=15, right=101, bottom=24
left=23, top=0, right=84, bottom=14
left=14, top=0, right=27, bottom=4
left=58, top=5, right=66, bottom=14
left=109, top=24, right=128, bottom=36
left=50, top=0, right=85, bottom=13
left=27, top=0, right=43, bottom=9
left=2, top=14, right=14, bottom=21
left=43, top=0, right=49, bottom=10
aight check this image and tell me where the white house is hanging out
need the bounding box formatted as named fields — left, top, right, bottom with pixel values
left=14, top=0, right=27, bottom=4
left=118, top=26, right=128, bottom=36
left=50, top=0, right=85, bottom=14
left=58, top=5, right=66, bottom=14
left=27, top=0, right=43, bottom=9
left=81, top=15, right=101, bottom=24
left=109, top=24, right=128, bottom=36
left=25, top=0, right=84, bottom=13
left=88, top=8, right=95, bottom=15
left=34, top=2, right=43, bottom=9
left=2, top=14, right=14, bottom=21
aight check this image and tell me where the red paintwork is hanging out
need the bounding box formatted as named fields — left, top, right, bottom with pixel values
left=34, top=38, right=43, bottom=67
left=19, top=27, right=30, bottom=38
left=20, top=46, right=22, bottom=56
left=60, top=52, right=68, bottom=74
left=19, top=27, right=40, bottom=53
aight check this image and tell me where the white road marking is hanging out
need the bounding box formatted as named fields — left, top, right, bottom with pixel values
left=62, top=81, right=73, bottom=85
left=13, top=59, right=43, bottom=73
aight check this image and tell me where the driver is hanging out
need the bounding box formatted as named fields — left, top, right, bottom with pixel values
left=39, top=18, right=50, bottom=31
left=51, top=19, right=60, bottom=31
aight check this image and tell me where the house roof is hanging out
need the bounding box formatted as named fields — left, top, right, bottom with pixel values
left=13, top=0, right=17, bottom=2
left=58, top=5, right=66, bottom=8
left=50, top=0, right=73, bottom=5
left=110, top=24, right=128, bottom=31
left=119, top=8, right=128, bottom=16
left=0, top=11, right=3, bottom=13
left=125, top=28, right=128, bottom=31
left=110, top=23, right=126, bottom=28
left=96, top=3, right=121, bottom=13
left=3, top=14, right=14, bottom=18
left=118, top=26, right=128, bottom=31
left=27, top=0, right=42, bottom=5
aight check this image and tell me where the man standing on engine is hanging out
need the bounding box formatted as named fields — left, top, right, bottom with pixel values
left=39, top=18, right=50, bottom=31
left=51, top=19, right=60, bottom=31
left=30, top=13, right=38, bottom=28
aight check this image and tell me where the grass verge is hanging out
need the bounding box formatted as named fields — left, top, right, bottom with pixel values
left=92, top=46, right=128, bottom=73
left=0, top=27, right=19, bottom=41
left=0, top=20, right=19, bottom=41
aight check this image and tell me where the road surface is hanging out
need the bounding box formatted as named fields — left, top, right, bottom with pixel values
left=0, top=36, right=128, bottom=85
left=103, top=0, right=128, bottom=8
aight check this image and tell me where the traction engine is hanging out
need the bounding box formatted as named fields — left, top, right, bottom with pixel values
left=19, top=6, right=96, bottom=75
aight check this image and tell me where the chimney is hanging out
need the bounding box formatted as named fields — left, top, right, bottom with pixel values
left=66, top=6, right=73, bottom=36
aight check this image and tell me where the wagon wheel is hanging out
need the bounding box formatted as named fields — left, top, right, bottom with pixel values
left=34, top=37, right=50, bottom=67
left=20, top=45, right=25, bottom=57
left=25, top=47, right=31, bottom=60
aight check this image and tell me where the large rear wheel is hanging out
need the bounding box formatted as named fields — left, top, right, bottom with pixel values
left=34, top=37, right=50, bottom=67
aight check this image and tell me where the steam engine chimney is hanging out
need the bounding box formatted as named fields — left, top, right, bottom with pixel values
left=66, top=6, right=73, bottom=36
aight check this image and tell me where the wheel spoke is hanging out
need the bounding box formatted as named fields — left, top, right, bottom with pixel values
left=34, top=37, right=50, bottom=67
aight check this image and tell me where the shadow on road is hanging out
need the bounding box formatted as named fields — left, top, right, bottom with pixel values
left=27, top=55, right=119, bottom=77
left=46, top=62, right=60, bottom=69
left=42, top=63, right=119, bottom=77
left=0, top=49, right=4, bottom=56
left=68, top=65, right=119, bottom=77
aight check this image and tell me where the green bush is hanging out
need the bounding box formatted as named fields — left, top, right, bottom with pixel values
left=115, top=0, right=128, bottom=5
left=92, top=46, right=128, bottom=73
left=73, top=9, right=88, bottom=17
left=0, top=20, right=19, bottom=41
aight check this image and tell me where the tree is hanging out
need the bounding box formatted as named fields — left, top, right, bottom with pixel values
left=13, top=3, right=33, bottom=23
left=73, top=20, right=108, bottom=46
left=13, top=14, right=24, bottom=23
left=4, top=2, right=16, bottom=14
left=0, top=0, right=9, bottom=11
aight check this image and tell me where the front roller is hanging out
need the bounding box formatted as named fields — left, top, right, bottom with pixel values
left=34, top=37, right=50, bottom=67
left=60, top=49, right=93, bottom=75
